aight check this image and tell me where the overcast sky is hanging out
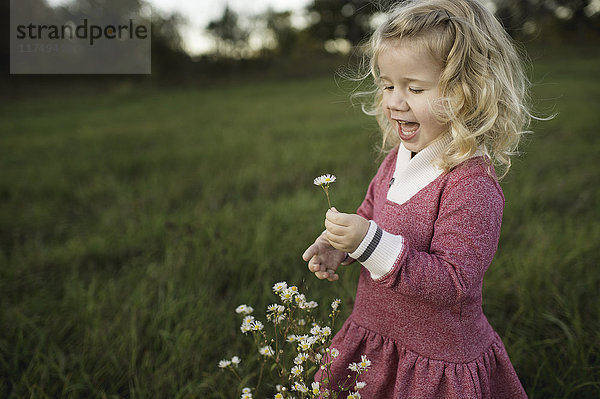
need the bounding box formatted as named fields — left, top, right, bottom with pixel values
left=45, top=0, right=312, bottom=55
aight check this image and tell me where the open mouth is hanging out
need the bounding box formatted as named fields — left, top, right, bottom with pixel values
left=397, top=120, right=420, bottom=140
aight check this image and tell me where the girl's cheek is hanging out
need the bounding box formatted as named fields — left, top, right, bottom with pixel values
left=383, top=107, right=391, bottom=121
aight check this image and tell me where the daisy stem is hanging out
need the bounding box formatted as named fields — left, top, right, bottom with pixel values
left=273, top=323, right=279, bottom=364
left=255, top=360, right=265, bottom=392
left=321, top=185, right=332, bottom=209
left=228, top=365, right=243, bottom=383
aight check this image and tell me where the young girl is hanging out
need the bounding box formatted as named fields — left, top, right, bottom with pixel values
left=302, top=0, right=530, bottom=397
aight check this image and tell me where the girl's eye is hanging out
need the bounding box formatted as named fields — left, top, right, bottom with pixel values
left=409, top=88, right=424, bottom=94
left=383, top=85, right=394, bottom=91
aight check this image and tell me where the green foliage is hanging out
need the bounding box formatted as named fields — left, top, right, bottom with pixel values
left=306, top=0, right=378, bottom=46
left=0, top=45, right=599, bottom=398
left=206, top=6, right=250, bottom=58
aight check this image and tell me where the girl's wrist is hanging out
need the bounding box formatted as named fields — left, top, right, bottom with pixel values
left=348, top=221, right=378, bottom=260
left=355, top=217, right=370, bottom=251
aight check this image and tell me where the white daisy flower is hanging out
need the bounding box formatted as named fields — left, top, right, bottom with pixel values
left=348, top=355, right=371, bottom=373
left=305, top=301, right=318, bottom=309
left=272, top=281, right=287, bottom=293
left=290, top=365, right=303, bottom=378
left=294, top=352, right=309, bottom=364
left=231, top=356, right=241, bottom=366
left=240, top=316, right=254, bottom=333
left=218, top=359, right=231, bottom=368
left=297, top=337, right=316, bottom=352
left=355, top=381, right=366, bottom=390
left=266, top=304, right=286, bottom=323
left=274, top=394, right=284, bottom=399
left=313, top=174, right=337, bottom=208
left=280, top=288, right=295, bottom=302
left=314, top=174, right=336, bottom=186
left=292, top=382, right=308, bottom=393
left=359, top=355, right=371, bottom=369
left=310, top=325, right=322, bottom=335
left=321, top=326, right=332, bottom=336
left=331, top=298, right=341, bottom=310
left=286, top=334, right=297, bottom=343
left=240, top=321, right=252, bottom=334
left=330, top=348, right=340, bottom=358
left=297, top=318, right=306, bottom=326
left=235, top=304, right=254, bottom=315
left=311, top=381, right=320, bottom=395
left=294, top=293, right=306, bottom=306
left=323, top=174, right=336, bottom=184
left=347, top=392, right=361, bottom=399
left=241, top=386, right=253, bottom=399
left=259, top=345, right=274, bottom=357
left=250, top=320, right=264, bottom=331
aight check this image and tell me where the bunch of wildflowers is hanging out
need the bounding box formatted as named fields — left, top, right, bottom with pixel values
left=218, top=281, right=371, bottom=398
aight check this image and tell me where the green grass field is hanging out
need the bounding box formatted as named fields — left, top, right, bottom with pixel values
left=1, top=46, right=599, bottom=398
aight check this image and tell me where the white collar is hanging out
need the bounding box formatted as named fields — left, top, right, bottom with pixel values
left=387, top=134, right=452, bottom=205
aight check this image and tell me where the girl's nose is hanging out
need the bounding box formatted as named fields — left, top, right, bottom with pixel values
left=387, top=92, right=410, bottom=112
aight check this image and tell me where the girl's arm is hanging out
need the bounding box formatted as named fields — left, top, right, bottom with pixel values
left=327, top=173, right=504, bottom=306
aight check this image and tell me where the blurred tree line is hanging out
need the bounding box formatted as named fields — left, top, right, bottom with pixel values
left=203, top=0, right=600, bottom=58
left=2, top=0, right=599, bottom=96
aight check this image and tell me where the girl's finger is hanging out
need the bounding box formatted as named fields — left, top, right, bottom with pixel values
left=308, top=257, right=322, bottom=272
left=325, top=220, right=346, bottom=235
left=316, top=270, right=330, bottom=279
left=326, top=231, right=345, bottom=246
left=341, top=256, right=354, bottom=266
left=302, top=243, right=318, bottom=261
left=326, top=209, right=349, bottom=225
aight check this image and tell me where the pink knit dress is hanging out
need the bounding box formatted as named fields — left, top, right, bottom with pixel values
left=318, top=144, right=527, bottom=398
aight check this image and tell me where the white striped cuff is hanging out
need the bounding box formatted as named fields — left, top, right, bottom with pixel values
left=348, top=220, right=404, bottom=280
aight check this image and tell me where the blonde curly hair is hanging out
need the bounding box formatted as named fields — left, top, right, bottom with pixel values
left=356, top=0, right=532, bottom=178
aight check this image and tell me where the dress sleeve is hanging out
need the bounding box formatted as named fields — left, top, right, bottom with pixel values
left=356, top=179, right=376, bottom=220
left=375, top=173, right=504, bottom=305
left=348, top=220, right=405, bottom=279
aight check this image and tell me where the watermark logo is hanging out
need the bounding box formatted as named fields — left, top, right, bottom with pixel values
left=10, top=0, right=151, bottom=74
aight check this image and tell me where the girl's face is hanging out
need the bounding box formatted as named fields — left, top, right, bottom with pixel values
left=378, top=40, right=448, bottom=153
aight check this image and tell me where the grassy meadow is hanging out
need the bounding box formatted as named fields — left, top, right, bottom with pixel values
left=1, top=45, right=599, bottom=398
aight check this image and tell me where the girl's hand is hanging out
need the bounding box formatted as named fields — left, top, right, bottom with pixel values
left=302, top=232, right=351, bottom=281
left=325, top=207, right=369, bottom=253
